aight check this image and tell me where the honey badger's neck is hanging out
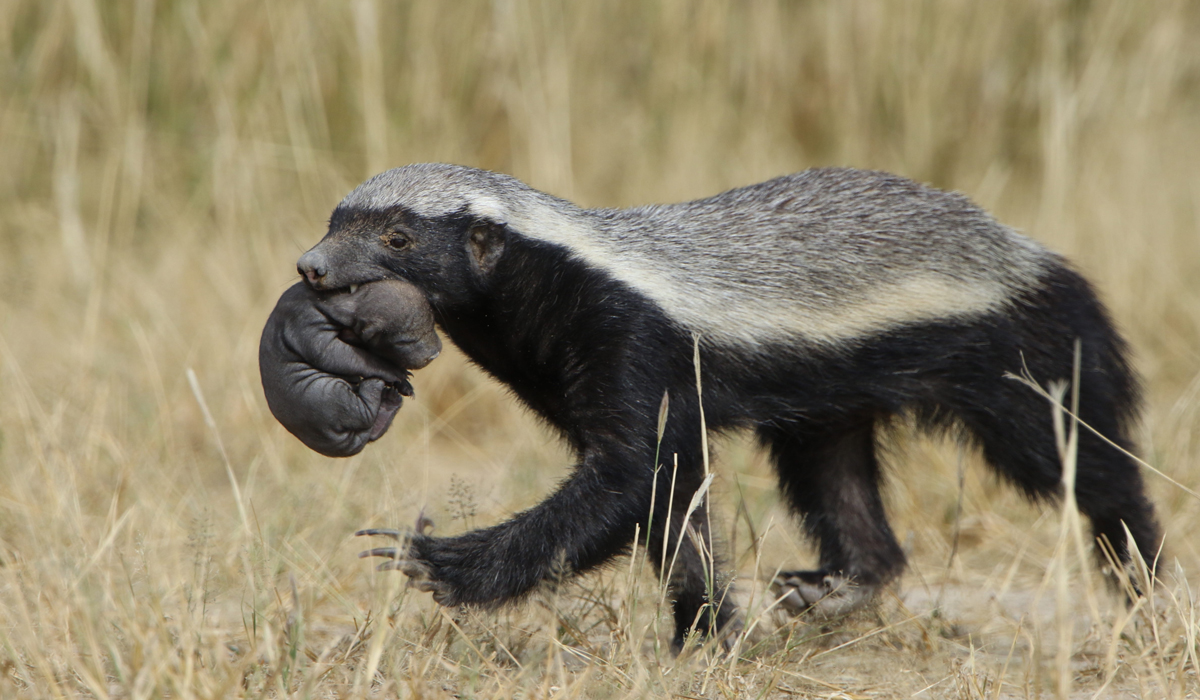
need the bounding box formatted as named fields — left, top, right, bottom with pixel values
left=431, top=230, right=680, bottom=447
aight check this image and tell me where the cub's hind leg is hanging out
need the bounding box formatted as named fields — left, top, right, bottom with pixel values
left=759, top=420, right=905, bottom=616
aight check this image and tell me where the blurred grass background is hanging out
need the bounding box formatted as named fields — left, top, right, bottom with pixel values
left=1, top=0, right=1199, bottom=697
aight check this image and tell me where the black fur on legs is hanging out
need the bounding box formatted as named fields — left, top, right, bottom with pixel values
left=750, top=267, right=1158, bottom=601
left=749, top=265, right=1159, bottom=599
left=940, top=266, right=1159, bottom=574
left=758, top=420, right=907, bottom=601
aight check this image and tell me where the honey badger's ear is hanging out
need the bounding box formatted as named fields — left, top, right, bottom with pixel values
left=467, top=220, right=506, bottom=278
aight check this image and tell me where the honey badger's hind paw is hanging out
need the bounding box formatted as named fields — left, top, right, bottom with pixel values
left=771, top=569, right=878, bottom=618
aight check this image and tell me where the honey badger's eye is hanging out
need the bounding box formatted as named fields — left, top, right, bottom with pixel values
left=383, top=232, right=411, bottom=250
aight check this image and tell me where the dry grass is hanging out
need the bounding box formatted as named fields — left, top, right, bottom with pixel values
left=1, top=1, right=1199, bottom=697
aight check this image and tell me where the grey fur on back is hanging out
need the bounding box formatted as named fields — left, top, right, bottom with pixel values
left=340, top=164, right=1055, bottom=348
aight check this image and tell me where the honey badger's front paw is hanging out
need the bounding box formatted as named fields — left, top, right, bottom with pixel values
left=771, top=569, right=877, bottom=618
left=356, top=528, right=454, bottom=604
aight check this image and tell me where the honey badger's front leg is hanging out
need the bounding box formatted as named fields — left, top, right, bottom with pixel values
left=358, top=435, right=739, bottom=649
left=358, top=440, right=655, bottom=604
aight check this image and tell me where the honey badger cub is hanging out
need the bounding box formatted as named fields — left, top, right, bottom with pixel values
left=259, top=280, right=441, bottom=457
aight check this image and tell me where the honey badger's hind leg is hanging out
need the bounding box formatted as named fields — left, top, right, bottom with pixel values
left=943, top=270, right=1161, bottom=587
left=760, top=420, right=906, bottom=617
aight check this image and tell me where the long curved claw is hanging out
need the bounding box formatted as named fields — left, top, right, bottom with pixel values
left=354, top=526, right=448, bottom=602
left=356, top=530, right=416, bottom=568
left=355, top=528, right=404, bottom=539
left=407, top=578, right=443, bottom=594
left=360, top=546, right=423, bottom=576
left=375, top=559, right=430, bottom=579
left=359, top=547, right=403, bottom=559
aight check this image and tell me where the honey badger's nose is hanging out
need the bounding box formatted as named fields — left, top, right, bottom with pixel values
left=297, top=249, right=328, bottom=287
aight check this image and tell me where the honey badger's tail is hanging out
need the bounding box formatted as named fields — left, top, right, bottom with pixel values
left=933, top=264, right=1160, bottom=578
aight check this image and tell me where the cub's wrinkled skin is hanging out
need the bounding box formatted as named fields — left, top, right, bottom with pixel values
left=259, top=280, right=441, bottom=457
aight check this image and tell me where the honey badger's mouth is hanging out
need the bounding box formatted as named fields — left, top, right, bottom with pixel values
left=305, top=267, right=406, bottom=294
left=310, top=282, right=364, bottom=296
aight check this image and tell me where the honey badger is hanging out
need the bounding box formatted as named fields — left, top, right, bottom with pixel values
left=296, top=164, right=1159, bottom=648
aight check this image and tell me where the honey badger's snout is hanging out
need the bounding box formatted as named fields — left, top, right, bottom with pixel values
left=297, top=248, right=329, bottom=287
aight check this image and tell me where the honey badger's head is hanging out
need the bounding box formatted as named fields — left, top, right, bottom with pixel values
left=297, top=164, right=554, bottom=309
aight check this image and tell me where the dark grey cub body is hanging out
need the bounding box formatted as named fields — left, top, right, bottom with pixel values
left=292, top=164, right=1159, bottom=649
left=259, top=280, right=440, bottom=457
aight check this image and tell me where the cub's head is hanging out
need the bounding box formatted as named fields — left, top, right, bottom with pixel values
left=297, top=164, right=535, bottom=309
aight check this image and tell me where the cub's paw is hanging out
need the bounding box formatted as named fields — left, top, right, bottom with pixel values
left=771, top=569, right=877, bottom=618
left=356, top=526, right=452, bottom=604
